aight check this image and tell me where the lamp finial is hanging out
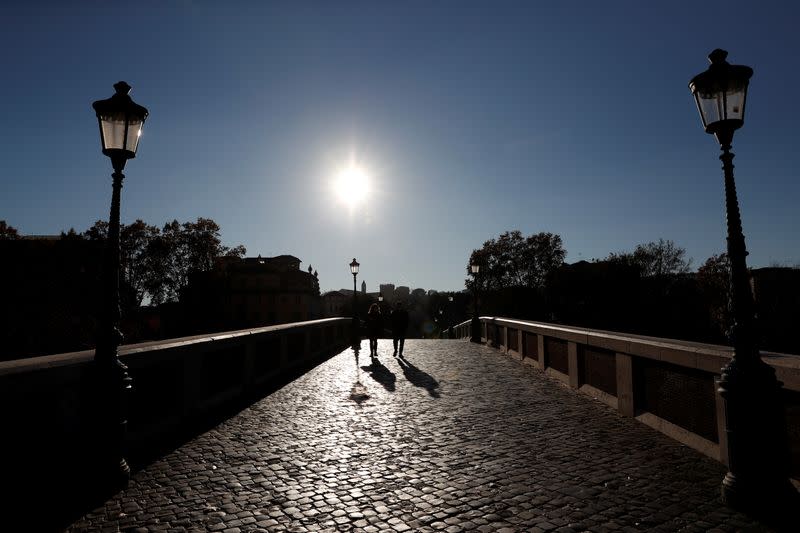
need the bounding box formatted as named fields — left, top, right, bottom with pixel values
left=113, top=81, right=132, bottom=95
left=708, top=49, right=729, bottom=65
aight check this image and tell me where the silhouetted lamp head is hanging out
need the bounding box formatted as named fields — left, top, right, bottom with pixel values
left=689, top=49, right=752, bottom=147
left=92, top=81, right=149, bottom=171
left=378, top=295, right=384, bottom=302
left=470, top=263, right=481, bottom=275
left=350, top=258, right=360, bottom=275
left=448, top=296, right=453, bottom=302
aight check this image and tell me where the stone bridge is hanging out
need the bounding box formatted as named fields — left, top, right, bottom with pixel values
left=2, top=318, right=798, bottom=531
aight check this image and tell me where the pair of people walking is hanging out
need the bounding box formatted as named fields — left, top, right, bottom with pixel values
left=365, top=301, right=409, bottom=357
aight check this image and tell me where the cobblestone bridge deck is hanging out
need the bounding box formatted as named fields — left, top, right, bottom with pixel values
left=70, top=340, right=773, bottom=532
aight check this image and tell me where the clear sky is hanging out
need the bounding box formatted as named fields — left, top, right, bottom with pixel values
left=2, top=1, right=799, bottom=293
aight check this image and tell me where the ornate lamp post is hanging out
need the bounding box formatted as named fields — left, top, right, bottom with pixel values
left=91, top=81, right=149, bottom=487
left=350, top=258, right=360, bottom=342
left=689, top=50, right=796, bottom=513
left=470, top=263, right=481, bottom=343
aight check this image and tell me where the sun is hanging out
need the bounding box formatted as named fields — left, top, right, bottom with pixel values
left=334, top=166, right=370, bottom=207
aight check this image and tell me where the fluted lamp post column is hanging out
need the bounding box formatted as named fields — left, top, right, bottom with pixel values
left=470, top=263, right=481, bottom=343
left=91, top=81, right=149, bottom=488
left=350, top=258, right=360, bottom=343
left=689, top=49, right=796, bottom=515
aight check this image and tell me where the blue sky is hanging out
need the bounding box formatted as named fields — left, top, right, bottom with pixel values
left=1, top=1, right=798, bottom=292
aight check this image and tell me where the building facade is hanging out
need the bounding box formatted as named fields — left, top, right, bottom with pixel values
left=180, top=255, right=321, bottom=332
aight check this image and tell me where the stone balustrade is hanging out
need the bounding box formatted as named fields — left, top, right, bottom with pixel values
left=453, top=316, right=800, bottom=481
left=0, top=317, right=353, bottom=512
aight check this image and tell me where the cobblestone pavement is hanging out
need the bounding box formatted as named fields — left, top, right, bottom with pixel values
left=70, top=340, right=773, bottom=532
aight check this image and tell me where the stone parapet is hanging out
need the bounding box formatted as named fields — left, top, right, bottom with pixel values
left=0, top=318, right=353, bottom=518
left=454, top=316, right=800, bottom=483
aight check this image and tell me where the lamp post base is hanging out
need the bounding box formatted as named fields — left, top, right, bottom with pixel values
left=721, top=472, right=798, bottom=514
left=718, top=358, right=799, bottom=522
left=470, top=316, right=481, bottom=343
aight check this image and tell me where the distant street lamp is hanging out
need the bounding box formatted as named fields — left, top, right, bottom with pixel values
left=446, top=295, right=454, bottom=338
left=689, top=50, right=796, bottom=513
left=470, top=263, right=481, bottom=343
left=350, top=258, right=360, bottom=341
left=92, top=81, right=149, bottom=487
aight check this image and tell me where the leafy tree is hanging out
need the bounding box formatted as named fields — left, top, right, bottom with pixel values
left=180, top=218, right=220, bottom=273
left=141, top=222, right=180, bottom=305
left=121, top=220, right=160, bottom=306
left=0, top=220, right=20, bottom=239
left=697, top=253, right=731, bottom=339
left=84, top=217, right=246, bottom=306
left=606, top=239, right=691, bottom=277
left=83, top=220, right=109, bottom=241
left=466, top=230, right=566, bottom=291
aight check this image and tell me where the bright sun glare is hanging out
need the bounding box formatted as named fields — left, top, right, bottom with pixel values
left=334, top=166, right=370, bottom=207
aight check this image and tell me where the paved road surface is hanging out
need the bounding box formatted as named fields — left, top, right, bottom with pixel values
left=69, top=339, right=772, bottom=532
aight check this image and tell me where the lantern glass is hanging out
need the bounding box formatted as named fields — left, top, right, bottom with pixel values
left=470, top=264, right=480, bottom=274
left=689, top=50, right=752, bottom=138
left=692, top=79, right=748, bottom=131
left=98, top=112, right=145, bottom=154
left=350, top=258, right=360, bottom=275
left=93, top=82, right=149, bottom=162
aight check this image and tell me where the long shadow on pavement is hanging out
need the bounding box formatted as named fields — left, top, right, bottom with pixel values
left=396, top=353, right=440, bottom=397
left=361, top=356, right=397, bottom=392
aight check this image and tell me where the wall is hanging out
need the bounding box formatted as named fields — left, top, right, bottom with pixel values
left=0, top=318, right=352, bottom=523
left=454, top=316, right=800, bottom=481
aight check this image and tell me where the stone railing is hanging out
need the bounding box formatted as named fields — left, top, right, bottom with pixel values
left=453, top=317, right=800, bottom=480
left=1, top=318, right=353, bottom=517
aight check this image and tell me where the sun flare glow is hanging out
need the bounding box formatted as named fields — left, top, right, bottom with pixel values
left=334, top=166, right=370, bottom=207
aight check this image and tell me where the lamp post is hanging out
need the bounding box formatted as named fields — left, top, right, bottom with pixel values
left=350, top=258, right=360, bottom=342
left=92, top=81, right=149, bottom=487
left=470, top=263, right=481, bottom=343
left=447, top=295, right=454, bottom=338
left=689, top=50, right=796, bottom=514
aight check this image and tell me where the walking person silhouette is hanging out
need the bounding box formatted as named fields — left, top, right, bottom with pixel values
left=366, top=303, right=383, bottom=357
left=391, top=301, right=409, bottom=357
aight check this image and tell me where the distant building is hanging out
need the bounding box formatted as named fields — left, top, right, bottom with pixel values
left=324, top=287, right=382, bottom=317
left=322, top=290, right=348, bottom=317
left=395, top=286, right=410, bottom=301
left=180, top=254, right=321, bottom=332
left=412, top=288, right=427, bottom=299
left=379, top=283, right=395, bottom=302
